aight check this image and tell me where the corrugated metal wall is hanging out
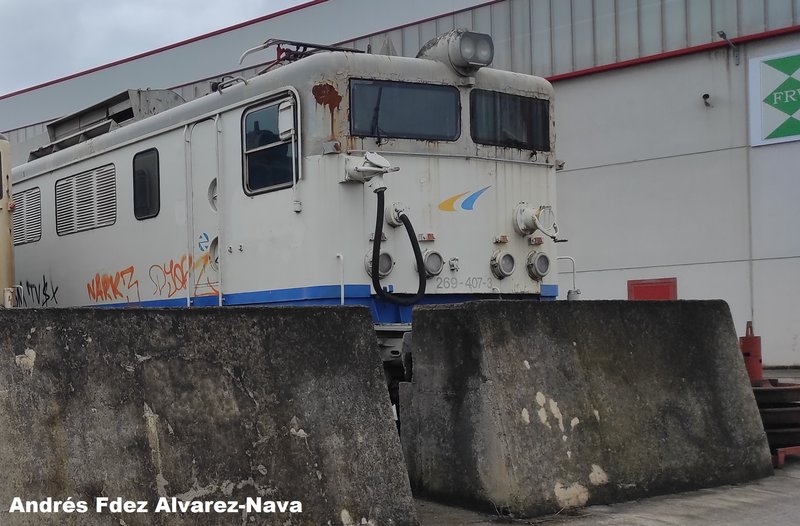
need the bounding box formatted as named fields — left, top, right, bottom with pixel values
left=172, top=0, right=800, bottom=108
left=339, top=0, right=799, bottom=77
left=46, top=0, right=800, bottom=114
left=6, top=0, right=799, bottom=155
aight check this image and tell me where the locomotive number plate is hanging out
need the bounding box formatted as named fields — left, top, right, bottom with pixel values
left=435, top=276, right=494, bottom=290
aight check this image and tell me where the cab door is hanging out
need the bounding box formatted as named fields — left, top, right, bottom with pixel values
left=188, top=118, right=220, bottom=304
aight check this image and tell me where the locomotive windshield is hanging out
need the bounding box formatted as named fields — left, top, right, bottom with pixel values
left=350, top=79, right=460, bottom=141
left=470, top=90, right=550, bottom=152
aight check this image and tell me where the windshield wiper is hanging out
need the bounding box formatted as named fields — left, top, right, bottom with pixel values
left=370, top=86, right=384, bottom=145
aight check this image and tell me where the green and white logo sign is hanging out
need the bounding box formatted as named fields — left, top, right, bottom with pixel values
left=749, top=50, right=800, bottom=146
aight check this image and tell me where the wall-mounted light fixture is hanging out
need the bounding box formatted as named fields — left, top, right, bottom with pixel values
left=717, top=31, right=740, bottom=66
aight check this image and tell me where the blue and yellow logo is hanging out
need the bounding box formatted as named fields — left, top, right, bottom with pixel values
left=438, top=186, right=491, bottom=211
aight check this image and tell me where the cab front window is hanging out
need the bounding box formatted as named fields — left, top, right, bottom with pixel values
left=350, top=79, right=460, bottom=141
left=470, top=90, right=550, bottom=152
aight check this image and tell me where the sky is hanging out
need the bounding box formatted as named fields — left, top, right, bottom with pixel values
left=0, top=0, right=307, bottom=95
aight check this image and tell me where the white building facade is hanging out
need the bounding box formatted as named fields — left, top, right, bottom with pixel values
left=3, top=0, right=799, bottom=364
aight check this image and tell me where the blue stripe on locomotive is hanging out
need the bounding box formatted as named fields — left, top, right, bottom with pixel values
left=96, top=283, right=559, bottom=324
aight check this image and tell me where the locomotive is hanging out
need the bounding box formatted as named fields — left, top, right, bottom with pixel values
left=10, top=30, right=560, bottom=362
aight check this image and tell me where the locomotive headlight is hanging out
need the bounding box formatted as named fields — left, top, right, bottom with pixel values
left=490, top=250, right=515, bottom=279
left=527, top=251, right=551, bottom=280
left=452, top=31, right=494, bottom=69
left=365, top=250, right=394, bottom=278
left=422, top=250, right=445, bottom=278
left=417, top=29, right=494, bottom=76
left=460, top=37, right=476, bottom=61
left=475, top=37, right=494, bottom=64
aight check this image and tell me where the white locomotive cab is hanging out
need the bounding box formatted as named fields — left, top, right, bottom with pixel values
left=9, top=31, right=559, bottom=326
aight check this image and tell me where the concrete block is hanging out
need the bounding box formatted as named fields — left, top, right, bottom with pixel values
left=0, top=307, right=416, bottom=525
left=401, top=300, right=773, bottom=517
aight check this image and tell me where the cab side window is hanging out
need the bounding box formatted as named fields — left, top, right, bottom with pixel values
left=133, top=148, right=160, bottom=220
left=243, top=100, right=295, bottom=194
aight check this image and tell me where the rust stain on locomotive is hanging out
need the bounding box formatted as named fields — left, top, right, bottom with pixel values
left=312, top=82, right=342, bottom=138
left=312, top=82, right=342, bottom=110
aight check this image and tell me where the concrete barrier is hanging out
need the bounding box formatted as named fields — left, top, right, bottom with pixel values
left=400, top=300, right=773, bottom=517
left=0, top=307, right=417, bottom=525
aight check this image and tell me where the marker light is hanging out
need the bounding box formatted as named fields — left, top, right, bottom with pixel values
left=476, top=37, right=493, bottom=64
left=527, top=251, right=551, bottom=280
left=423, top=250, right=445, bottom=277
left=365, top=250, right=394, bottom=278
left=460, top=37, right=476, bottom=61
left=490, top=250, right=515, bottom=279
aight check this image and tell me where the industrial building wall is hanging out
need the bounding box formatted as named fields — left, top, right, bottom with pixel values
left=747, top=34, right=800, bottom=367
left=555, top=32, right=800, bottom=365
left=339, top=0, right=800, bottom=76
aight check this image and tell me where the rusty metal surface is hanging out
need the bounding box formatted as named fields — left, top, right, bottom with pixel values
left=312, top=82, right=342, bottom=139
left=773, top=445, right=800, bottom=468
left=739, top=321, right=762, bottom=381
left=760, top=406, right=800, bottom=428
left=766, top=428, right=800, bottom=450
left=753, top=379, right=800, bottom=451
left=753, top=380, right=800, bottom=405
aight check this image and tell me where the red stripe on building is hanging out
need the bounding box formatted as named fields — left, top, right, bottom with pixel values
left=0, top=0, right=329, bottom=101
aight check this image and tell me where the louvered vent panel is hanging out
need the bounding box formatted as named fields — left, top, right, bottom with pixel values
left=95, top=166, right=117, bottom=228
left=55, top=178, right=76, bottom=235
left=56, top=164, right=117, bottom=236
left=12, top=188, right=42, bottom=246
left=11, top=195, right=24, bottom=245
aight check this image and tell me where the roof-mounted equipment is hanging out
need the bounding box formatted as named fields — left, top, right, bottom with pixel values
left=29, top=89, right=184, bottom=161
left=239, top=39, right=364, bottom=75
left=417, top=29, right=494, bottom=76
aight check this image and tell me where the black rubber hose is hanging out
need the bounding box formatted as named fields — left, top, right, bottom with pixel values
left=372, top=189, right=426, bottom=306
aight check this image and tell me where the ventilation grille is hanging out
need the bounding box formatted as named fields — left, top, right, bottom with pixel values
left=55, top=164, right=117, bottom=236
left=12, top=187, right=42, bottom=246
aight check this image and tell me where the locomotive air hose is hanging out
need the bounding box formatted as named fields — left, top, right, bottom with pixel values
left=372, top=189, right=426, bottom=305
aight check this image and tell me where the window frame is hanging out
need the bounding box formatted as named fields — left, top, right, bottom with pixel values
left=132, top=148, right=160, bottom=220
left=349, top=79, right=462, bottom=142
left=241, top=96, right=298, bottom=196
left=469, top=89, right=551, bottom=152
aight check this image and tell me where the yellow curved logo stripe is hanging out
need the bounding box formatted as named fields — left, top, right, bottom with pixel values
left=438, top=191, right=469, bottom=211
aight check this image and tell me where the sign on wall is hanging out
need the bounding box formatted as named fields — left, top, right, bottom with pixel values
left=749, top=49, right=800, bottom=146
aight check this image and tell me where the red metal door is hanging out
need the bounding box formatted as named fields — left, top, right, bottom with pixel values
left=627, top=278, right=677, bottom=300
